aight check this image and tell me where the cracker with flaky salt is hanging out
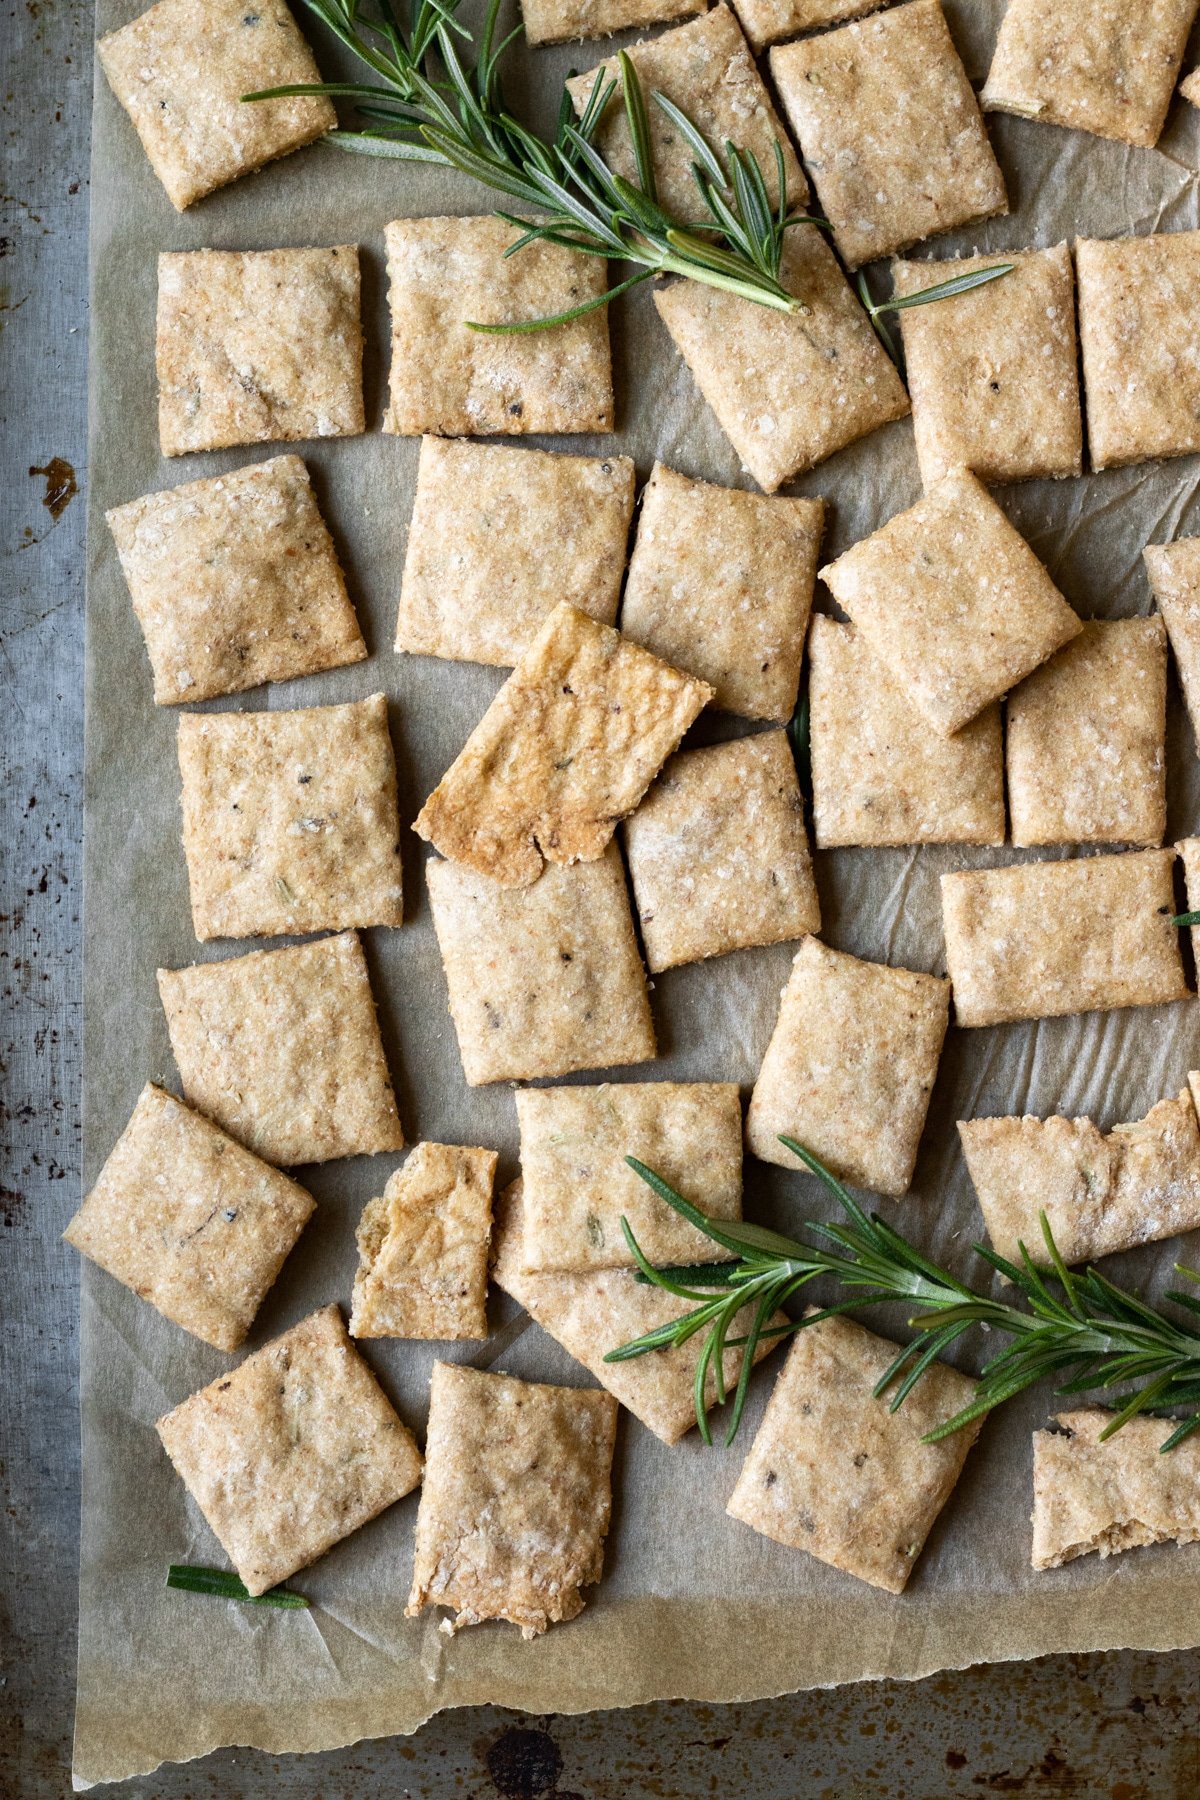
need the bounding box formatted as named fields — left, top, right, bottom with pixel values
left=157, top=1305, right=422, bottom=1594
left=1006, top=618, right=1167, bottom=849
left=407, top=1362, right=617, bottom=1637
left=106, top=457, right=365, bottom=705
left=745, top=936, right=949, bottom=1197
left=894, top=244, right=1082, bottom=488
left=98, top=0, right=334, bottom=211
left=1077, top=231, right=1200, bottom=471
left=726, top=1312, right=982, bottom=1593
left=349, top=1142, right=497, bottom=1342
left=158, top=930, right=403, bottom=1165
left=623, top=731, right=819, bottom=972
left=730, top=0, right=882, bottom=53
left=522, top=0, right=706, bottom=47
left=770, top=0, right=1007, bottom=271
left=491, top=1181, right=781, bottom=1444
left=808, top=616, right=1004, bottom=848
left=426, top=845, right=656, bottom=1086
left=157, top=247, right=363, bottom=456
left=383, top=216, right=613, bottom=438
left=821, top=468, right=1081, bottom=738
left=1032, top=1411, right=1200, bottom=1570
left=517, top=1081, right=743, bottom=1272
left=1144, top=538, right=1200, bottom=750
left=982, top=0, right=1197, bottom=149
left=64, top=1083, right=314, bottom=1352
left=654, top=223, right=909, bottom=493
left=619, top=464, right=823, bottom=722
left=940, top=849, right=1188, bottom=1028
left=178, top=694, right=404, bottom=942
left=396, top=440, right=635, bottom=667
left=415, top=602, right=711, bottom=887
left=566, top=7, right=806, bottom=225
left=959, top=1088, right=1200, bottom=1266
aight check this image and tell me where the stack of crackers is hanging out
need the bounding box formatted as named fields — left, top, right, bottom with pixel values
left=74, top=0, right=1200, bottom=1632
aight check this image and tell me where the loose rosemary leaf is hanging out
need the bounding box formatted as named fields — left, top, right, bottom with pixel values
left=166, top=1564, right=310, bottom=1608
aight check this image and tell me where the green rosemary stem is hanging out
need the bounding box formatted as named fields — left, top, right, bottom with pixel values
left=856, top=262, right=1015, bottom=364
left=165, top=1564, right=310, bottom=1608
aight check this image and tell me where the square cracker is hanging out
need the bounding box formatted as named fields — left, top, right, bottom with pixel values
left=770, top=0, right=1007, bottom=271
left=982, top=0, right=1197, bottom=150
left=97, top=0, right=334, bottom=211
left=349, top=1142, right=498, bottom=1341
left=730, top=0, right=884, bottom=54
left=63, top=1083, right=314, bottom=1352
left=745, top=936, right=949, bottom=1197
left=1144, top=537, right=1200, bottom=750
left=157, top=1305, right=422, bottom=1594
left=415, top=602, right=711, bottom=888
left=1006, top=618, right=1167, bottom=848
left=940, top=849, right=1188, bottom=1028
left=516, top=1080, right=743, bottom=1273
left=491, top=1180, right=782, bottom=1444
left=1076, top=231, right=1200, bottom=471
left=959, top=1088, right=1200, bottom=1266
left=522, top=0, right=706, bottom=48
left=396, top=439, right=635, bottom=667
left=157, top=247, right=364, bottom=456
left=383, top=216, right=613, bottom=438
left=106, top=456, right=366, bottom=706
left=654, top=223, right=910, bottom=493
left=726, top=1312, right=982, bottom=1593
left=807, top=616, right=1005, bottom=848
left=178, top=693, right=404, bottom=942
left=407, top=1362, right=617, bottom=1637
left=1032, top=1410, right=1200, bottom=1570
left=820, top=468, right=1082, bottom=738
left=158, top=930, right=404, bottom=1165
left=566, top=7, right=806, bottom=224
left=426, top=847, right=655, bottom=1086
left=894, top=244, right=1082, bottom=488
left=618, top=463, right=824, bottom=722
left=623, top=731, right=820, bottom=972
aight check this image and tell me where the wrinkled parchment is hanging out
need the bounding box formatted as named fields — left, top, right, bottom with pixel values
left=78, top=0, right=1200, bottom=1783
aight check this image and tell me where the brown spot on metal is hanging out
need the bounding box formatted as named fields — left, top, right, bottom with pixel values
left=29, top=456, right=77, bottom=520
left=485, top=1725, right=563, bottom=1797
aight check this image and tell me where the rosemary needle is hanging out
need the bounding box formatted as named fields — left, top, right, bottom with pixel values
left=166, top=1564, right=310, bottom=1609
left=855, top=263, right=1015, bottom=364
left=607, top=1140, right=1200, bottom=1451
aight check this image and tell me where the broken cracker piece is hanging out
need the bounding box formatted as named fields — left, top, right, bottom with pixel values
left=521, top=0, right=706, bottom=47
left=820, top=467, right=1082, bottom=737
left=940, top=849, right=1188, bottom=1027
left=415, top=602, right=711, bottom=887
left=64, top=1083, right=314, bottom=1352
left=425, top=846, right=656, bottom=1086
left=396, top=439, right=635, bottom=667
left=807, top=615, right=1005, bottom=848
left=349, top=1141, right=497, bottom=1341
left=730, top=0, right=883, bottom=54
left=383, top=215, right=613, bottom=438
left=157, top=1304, right=422, bottom=1594
left=1144, top=538, right=1200, bottom=752
left=770, top=0, right=1007, bottom=271
left=98, top=0, right=334, bottom=211
left=654, top=223, right=910, bottom=493
left=726, top=1311, right=982, bottom=1593
left=157, top=246, right=364, bottom=456
left=1006, top=618, right=1167, bottom=849
left=619, top=462, right=823, bottom=722
left=407, top=1361, right=617, bottom=1637
left=623, top=730, right=820, bottom=972
left=1032, top=1410, right=1200, bottom=1570
left=106, top=456, right=366, bottom=706
left=959, top=1088, right=1200, bottom=1265
left=1077, top=230, right=1200, bottom=471
left=516, top=1080, right=743, bottom=1272
left=158, top=930, right=403, bottom=1165
left=745, top=936, right=950, bottom=1197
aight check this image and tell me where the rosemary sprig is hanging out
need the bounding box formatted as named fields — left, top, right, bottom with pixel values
left=1172, top=911, right=1200, bottom=927
left=607, top=1140, right=1200, bottom=1450
left=165, top=1564, right=310, bottom=1608
left=855, top=263, right=1015, bottom=363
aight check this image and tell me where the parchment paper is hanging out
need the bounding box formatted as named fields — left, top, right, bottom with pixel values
left=78, top=0, right=1200, bottom=1783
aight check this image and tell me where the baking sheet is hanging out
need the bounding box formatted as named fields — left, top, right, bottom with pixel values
left=78, top=0, right=1200, bottom=1784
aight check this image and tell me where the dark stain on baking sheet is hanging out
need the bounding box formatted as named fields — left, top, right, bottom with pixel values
left=484, top=1725, right=564, bottom=1797
left=29, top=456, right=76, bottom=521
